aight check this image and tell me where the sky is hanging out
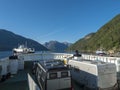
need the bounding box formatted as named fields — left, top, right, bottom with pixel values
left=0, top=0, right=120, bottom=44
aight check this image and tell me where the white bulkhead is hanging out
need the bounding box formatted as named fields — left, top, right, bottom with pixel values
left=68, top=59, right=117, bottom=89
left=9, top=59, right=18, bottom=74
left=0, top=58, right=9, bottom=75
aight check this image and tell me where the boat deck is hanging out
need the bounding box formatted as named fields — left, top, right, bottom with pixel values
left=0, top=61, right=83, bottom=90
left=0, top=61, right=35, bottom=90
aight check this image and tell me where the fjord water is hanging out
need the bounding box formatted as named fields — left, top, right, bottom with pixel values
left=0, top=51, right=12, bottom=59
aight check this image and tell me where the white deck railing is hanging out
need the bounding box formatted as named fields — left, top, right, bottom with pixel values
left=82, top=54, right=120, bottom=72
left=1, top=52, right=120, bottom=76
left=18, top=53, right=73, bottom=61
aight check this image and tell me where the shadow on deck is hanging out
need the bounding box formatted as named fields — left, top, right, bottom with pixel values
left=0, top=61, right=84, bottom=90
left=0, top=61, right=34, bottom=90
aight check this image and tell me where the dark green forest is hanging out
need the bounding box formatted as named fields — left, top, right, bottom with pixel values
left=68, top=14, right=120, bottom=53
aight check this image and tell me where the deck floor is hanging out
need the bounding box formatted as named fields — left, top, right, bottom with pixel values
left=0, top=61, right=34, bottom=90
left=0, top=61, right=83, bottom=90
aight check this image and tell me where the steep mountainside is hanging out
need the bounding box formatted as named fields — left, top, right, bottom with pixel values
left=68, top=14, right=120, bottom=53
left=44, top=41, right=72, bottom=52
left=0, top=29, right=48, bottom=51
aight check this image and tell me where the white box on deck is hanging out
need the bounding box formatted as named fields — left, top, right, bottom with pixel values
left=17, top=56, right=24, bottom=70
left=68, top=59, right=117, bottom=89
left=9, top=59, right=18, bottom=74
left=0, top=58, right=9, bottom=75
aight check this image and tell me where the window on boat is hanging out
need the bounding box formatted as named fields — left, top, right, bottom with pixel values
left=49, top=73, right=57, bottom=79
left=61, top=71, right=68, bottom=78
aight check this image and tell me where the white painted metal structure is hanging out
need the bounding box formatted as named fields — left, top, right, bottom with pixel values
left=68, top=59, right=117, bottom=90
left=9, top=59, right=18, bottom=74
left=0, top=57, right=9, bottom=76
left=0, top=52, right=73, bottom=77
left=17, top=53, right=120, bottom=74
left=82, top=54, right=120, bottom=80
left=0, top=52, right=120, bottom=90
left=0, top=56, right=25, bottom=76
left=1, top=52, right=120, bottom=73
left=28, top=73, right=40, bottom=90
left=16, top=55, right=24, bottom=70
left=18, top=52, right=73, bottom=61
left=35, top=60, right=72, bottom=90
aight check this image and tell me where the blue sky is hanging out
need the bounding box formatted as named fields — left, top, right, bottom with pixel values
left=0, top=0, right=120, bottom=44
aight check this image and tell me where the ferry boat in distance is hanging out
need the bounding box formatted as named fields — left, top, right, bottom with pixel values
left=13, top=44, right=35, bottom=53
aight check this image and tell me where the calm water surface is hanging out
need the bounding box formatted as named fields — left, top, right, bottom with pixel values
left=0, top=51, right=12, bottom=59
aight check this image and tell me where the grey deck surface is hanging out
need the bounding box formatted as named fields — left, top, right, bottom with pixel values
left=0, top=61, right=84, bottom=90
left=0, top=61, right=33, bottom=90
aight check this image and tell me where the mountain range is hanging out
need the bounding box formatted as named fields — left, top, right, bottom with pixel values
left=0, top=29, right=48, bottom=51
left=68, top=14, right=120, bottom=53
left=1, top=14, right=120, bottom=53
left=44, top=41, right=72, bottom=52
